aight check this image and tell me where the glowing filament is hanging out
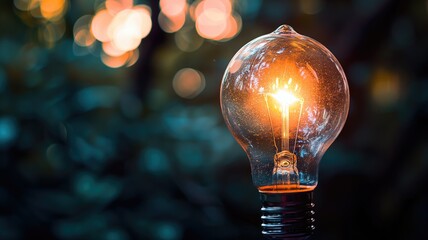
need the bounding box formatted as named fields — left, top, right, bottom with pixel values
left=264, top=81, right=302, bottom=153
left=272, top=90, right=299, bottom=108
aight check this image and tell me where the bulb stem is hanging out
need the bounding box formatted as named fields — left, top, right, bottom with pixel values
left=260, top=191, right=315, bottom=239
left=273, top=151, right=299, bottom=186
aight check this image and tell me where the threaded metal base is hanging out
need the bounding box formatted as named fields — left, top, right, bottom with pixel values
left=260, top=191, right=315, bottom=239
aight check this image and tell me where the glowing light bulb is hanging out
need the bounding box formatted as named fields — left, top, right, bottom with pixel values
left=220, top=25, right=350, bottom=238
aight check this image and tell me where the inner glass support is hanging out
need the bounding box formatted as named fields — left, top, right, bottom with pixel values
left=273, top=150, right=299, bottom=186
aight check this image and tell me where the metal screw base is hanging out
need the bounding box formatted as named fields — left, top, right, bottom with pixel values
left=260, top=191, right=315, bottom=239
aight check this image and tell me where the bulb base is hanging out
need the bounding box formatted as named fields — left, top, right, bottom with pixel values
left=260, top=191, right=315, bottom=239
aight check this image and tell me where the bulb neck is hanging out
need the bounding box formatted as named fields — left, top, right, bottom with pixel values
left=273, top=151, right=299, bottom=185
left=260, top=191, right=315, bottom=239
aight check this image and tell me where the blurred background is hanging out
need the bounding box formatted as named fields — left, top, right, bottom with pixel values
left=0, top=0, right=428, bottom=239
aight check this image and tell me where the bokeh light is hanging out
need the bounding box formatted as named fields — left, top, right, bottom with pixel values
left=100, top=47, right=139, bottom=68
left=74, top=28, right=96, bottom=48
left=108, top=9, right=143, bottom=52
left=371, top=68, right=401, bottom=107
left=40, top=0, right=67, bottom=20
left=130, top=5, right=153, bottom=39
left=91, top=9, right=114, bottom=42
left=74, top=15, right=95, bottom=47
left=40, top=19, right=66, bottom=45
left=102, top=41, right=126, bottom=57
left=299, top=0, right=323, bottom=15
left=172, top=68, right=206, bottom=99
left=160, top=0, right=187, bottom=17
left=158, top=11, right=186, bottom=33
left=195, top=7, right=228, bottom=40
left=14, top=0, right=68, bottom=20
left=101, top=51, right=130, bottom=68
left=174, top=26, right=204, bottom=52
left=159, top=0, right=187, bottom=33
left=194, top=0, right=241, bottom=41
left=218, top=13, right=242, bottom=41
left=126, top=48, right=139, bottom=67
left=72, top=2, right=151, bottom=68
left=14, top=0, right=69, bottom=45
left=106, top=0, right=133, bottom=15
left=13, top=0, right=31, bottom=11
left=194, top=0, right=232, bottom=18
left=158, top=0, right=241, bottom=45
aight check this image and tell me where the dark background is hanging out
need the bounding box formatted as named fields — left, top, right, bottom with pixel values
left=1, top=0, right=428, bottom=239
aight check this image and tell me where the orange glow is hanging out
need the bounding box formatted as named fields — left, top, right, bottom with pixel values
left=189, top=1, right=197, bottom=21
left=40, top=0, right=67, bottom=20
left=195, top=8, right=228, bottom=40
left=74, top=29, right=95, bottom=47
left=193, top=0, right=240, bottom=41
left=272, top=90, right=300, bottom=107
left=219, top=13, right=241, bottom=40
left=100, top=46, right=139, bottom=68
left=91, top=9, right=114, bottom=42
left=108, top=6, right=152, bottom=51
left=160, top=0, right=187, bottom=17
left=195, top=0, right=232, bottom=18
left=74, top=15, right=94, bottom=47
left=166, top=0, right=241, bottom=42
left=112, top=33, right=141, bottom=52
left=158, top=11, right=186, bottom=33
left=102, top=41, right=126, bottom=57
left=93, top=5, right=152, bottom=48
left=267, top=78, right=302, bottom=107
left=371, top=68, right=401, bottom=106
left=173, top=68, right=206, bottom=99
left=106, top=0, right=133, bottom=15
left=101, top=51, right=130, bottom=68
left=126, top=48, right=140, bottom=67
left=15, top=0, right=68, bottom=20
left=132, top=5, right=153, bottom=38
left=73, top=3, right=150, bottom=66
left=258, top=184, right=315, bottom=193
left=158, top=0, right=187, bottom=33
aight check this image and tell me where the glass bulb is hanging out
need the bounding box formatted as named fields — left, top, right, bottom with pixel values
left=220, top=25, right=349, bottom=238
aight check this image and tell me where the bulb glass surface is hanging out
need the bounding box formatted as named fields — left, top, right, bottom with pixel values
left=220, top=25, right=349, bottom=193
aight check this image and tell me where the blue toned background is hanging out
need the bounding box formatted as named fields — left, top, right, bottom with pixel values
left=1, top=0, right=428, bottom=239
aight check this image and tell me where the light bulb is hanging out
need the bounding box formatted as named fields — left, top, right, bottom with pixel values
left=220, top=25, right=349, bottom=238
